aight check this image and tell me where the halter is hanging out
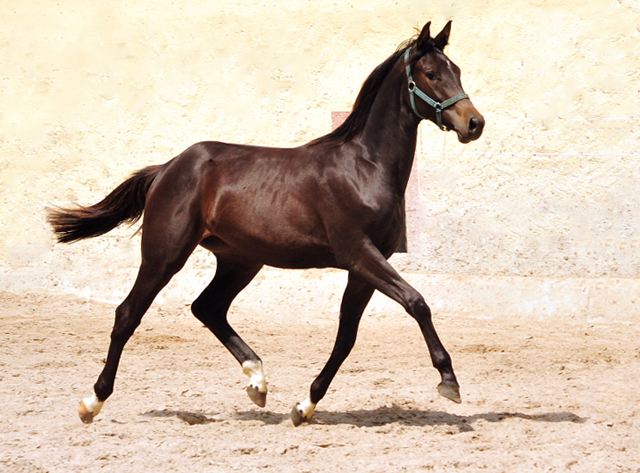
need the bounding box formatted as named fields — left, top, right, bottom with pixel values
left=404, top=47, right=469, bottom=130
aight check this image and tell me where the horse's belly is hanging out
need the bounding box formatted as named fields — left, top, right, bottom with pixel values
left=200, top=230, right=336, bottom=269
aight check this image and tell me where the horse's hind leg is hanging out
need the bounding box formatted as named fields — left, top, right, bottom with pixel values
left=80, top=266, right=175, bottom=422
left=190, top=256, right=267, bottom=407
left=80, top=222, right=201, bottom=423
left=292, top=273, right=375, bottom=426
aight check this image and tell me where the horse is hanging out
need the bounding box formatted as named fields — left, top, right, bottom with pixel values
left=48, top=20, right=484, bottom=426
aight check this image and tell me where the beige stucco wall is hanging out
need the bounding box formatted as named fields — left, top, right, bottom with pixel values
left=1, top=1, right=639, bottom=319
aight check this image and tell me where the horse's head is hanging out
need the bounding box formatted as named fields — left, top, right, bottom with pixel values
left=405, top=21, right=484, bottom=143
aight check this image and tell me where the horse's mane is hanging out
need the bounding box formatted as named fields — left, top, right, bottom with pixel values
left=311, top=37, right=419, bottom=146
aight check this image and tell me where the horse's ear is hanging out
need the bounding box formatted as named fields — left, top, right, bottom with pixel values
left=434, top=20, right=452, bottom=50
left=416, top=21, right=432, bottom=52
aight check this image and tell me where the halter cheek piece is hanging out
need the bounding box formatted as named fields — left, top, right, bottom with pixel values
left=404, top=47, right=469, bottom=131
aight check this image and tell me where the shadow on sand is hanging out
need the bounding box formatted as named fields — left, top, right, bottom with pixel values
left=141, top=409, right=219, bottom=425
left=141, top=405, right=586, bottom=430
left=231, top=405, right=586, bottom=431
left=140, top=408, right=289, bottom=426
left=312, top=405, right=586, bottom=432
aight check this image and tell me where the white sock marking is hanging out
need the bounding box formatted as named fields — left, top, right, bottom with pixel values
left=83, top=392, right=104, bottom=417
left=242, top=360, right=267, bottom=393
left=297, top=398, right=316, bottom=419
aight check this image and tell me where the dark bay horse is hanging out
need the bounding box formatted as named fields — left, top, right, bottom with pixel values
left=48, top=21, right=484, bottom=426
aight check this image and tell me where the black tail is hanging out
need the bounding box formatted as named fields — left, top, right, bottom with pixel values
left=48, top=165, right=162, bottom=243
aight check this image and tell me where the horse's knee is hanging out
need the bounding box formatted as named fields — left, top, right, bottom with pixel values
left=406, top=293, right=431, bottom=320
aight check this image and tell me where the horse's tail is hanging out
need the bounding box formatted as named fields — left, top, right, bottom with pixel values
left=48, top=165, right=162, bottom=244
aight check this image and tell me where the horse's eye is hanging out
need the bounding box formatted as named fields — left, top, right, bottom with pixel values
left=425, top=72, right=436, bottom=81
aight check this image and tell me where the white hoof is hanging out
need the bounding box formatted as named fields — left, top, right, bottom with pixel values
left=79, top=393, right=104, bottom=424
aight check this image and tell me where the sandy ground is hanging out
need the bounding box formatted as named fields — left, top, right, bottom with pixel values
left=1, top=289, right=639, bottom=472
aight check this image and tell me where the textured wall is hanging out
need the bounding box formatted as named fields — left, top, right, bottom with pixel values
left=406, top=1, right=640, bottom=279
left=1, top=1, right=639, bottom=318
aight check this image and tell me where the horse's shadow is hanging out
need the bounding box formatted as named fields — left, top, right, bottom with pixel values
left=142, top=405, right=586, bottom=431
left=309, top=405, right=586, bottom=432
left=140, top=408, right=289, bottom=425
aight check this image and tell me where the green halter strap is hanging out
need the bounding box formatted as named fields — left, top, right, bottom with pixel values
left=404, top=47, right=469, bottom=130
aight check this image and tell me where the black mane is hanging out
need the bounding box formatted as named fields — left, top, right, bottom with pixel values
left=311, top=39, right=418, bottom=146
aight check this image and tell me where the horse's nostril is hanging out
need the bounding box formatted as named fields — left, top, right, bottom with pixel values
left=469, top=116, right=479, bottom=132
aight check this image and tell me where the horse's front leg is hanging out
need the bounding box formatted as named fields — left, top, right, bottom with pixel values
left=350, top=240, right=460, bottom=404
left=291, top=273, right=374, bottom=426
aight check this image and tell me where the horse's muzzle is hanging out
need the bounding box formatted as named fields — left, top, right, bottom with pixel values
left=453, top=108, right=485, bottom=144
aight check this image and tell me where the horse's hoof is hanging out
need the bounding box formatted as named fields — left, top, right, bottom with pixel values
left=291, top=399, right=316, bottom=426
left=79, top=400, right=95, bottom=424
left=246, top=385, right=267, bottom=408
left=78, top=394, right=104, bottom=424
left=291, top=404, right=306, bottom=427
left=438, top=383, right=462, bottom=404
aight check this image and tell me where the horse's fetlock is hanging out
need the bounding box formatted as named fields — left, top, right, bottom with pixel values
left=94, top=381, right=113, bottom=402
left=433, top=352, right=452, bottom=371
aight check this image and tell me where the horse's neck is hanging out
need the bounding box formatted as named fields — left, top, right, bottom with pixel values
left=357, top=68, right=420, bottom=196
